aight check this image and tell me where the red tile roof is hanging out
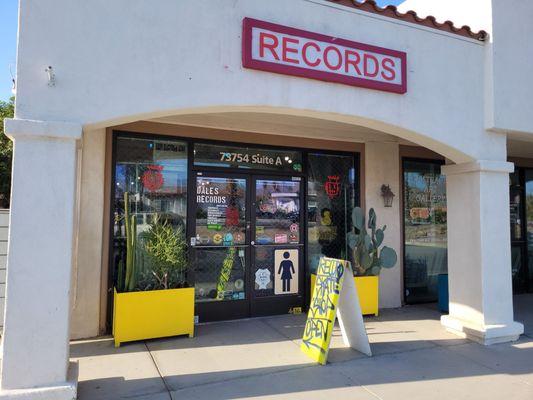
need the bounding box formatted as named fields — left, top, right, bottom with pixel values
left=328, top=0, right=488, bottom=41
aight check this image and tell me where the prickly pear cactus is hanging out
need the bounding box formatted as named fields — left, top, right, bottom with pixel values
left=347, top=207, right=397, bottom=276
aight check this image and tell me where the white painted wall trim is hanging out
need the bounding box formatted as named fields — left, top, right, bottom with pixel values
left=442, top=160, right=514, bottom=175
left=4, top=119, right=82, bottom=141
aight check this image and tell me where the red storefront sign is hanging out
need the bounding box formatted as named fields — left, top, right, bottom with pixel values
left=142, top=165, right=164, bottom=191
left=242, top=18, right=407, bottom=94
left=325, top=176, right=341, bottom=199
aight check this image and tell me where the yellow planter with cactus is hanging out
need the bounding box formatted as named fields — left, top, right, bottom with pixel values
left=113, top=287, right=194, bottom=347
left=310, top=274, right=379, bottom=316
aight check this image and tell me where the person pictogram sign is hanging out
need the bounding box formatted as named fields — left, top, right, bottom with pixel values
left=274, top=249, right=299, bottom=295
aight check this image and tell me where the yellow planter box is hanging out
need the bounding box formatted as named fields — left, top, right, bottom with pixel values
left=113, top=287, right=195, bottom=347
left=354, top=276, right=379, bottom=316
left=310, top=274, right=379, bottom=316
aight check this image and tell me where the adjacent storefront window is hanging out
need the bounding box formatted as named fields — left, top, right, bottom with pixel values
left=403, top=160, right=447, bottom=304
left=112, top=136, right=188, bottom=291
left=194, top=143, right=303, bottom=173
left=510, top=168, right=533, bottom=294
left=510, top=170, right=525, bottom=292
left=526, top=171, right=533, bottom=288
left=307, top=153, right=356, bottom=275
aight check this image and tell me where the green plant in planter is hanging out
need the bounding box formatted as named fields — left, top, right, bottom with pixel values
left=115, top=191, right=141, bottom=292
left=138, top=215, right=188, bottom=290
left=116, top=192, right=188, bottom=292
left=347, top=207, right=397, bottom=276
left=123, top=192, right=138, bottom=291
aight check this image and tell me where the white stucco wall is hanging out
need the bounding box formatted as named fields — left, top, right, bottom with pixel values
left=70, top=128, right=106, bottom=339
left=401, top=0, right=533, bottom=136
left=14, top=0, right=506, bottom=163
left=2, top=119, right=80, bottom=391
left=490, top=0, right=533, bottom=135
left=365, top=143, right=402, bottom=308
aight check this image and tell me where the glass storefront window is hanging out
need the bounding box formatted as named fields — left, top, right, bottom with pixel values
left=193, top=247, right=247, bottom=302
left=253, top=178, right=303, bottom=300
left=511, top=244, right=523, bottom=289
left=403, top=160, right=447, bottom=304
left=510, top=169, right=526, bottom=293
left=193, top=176, right=247, bottom=302
left=112, top=136, right=188, bottom=292
left=525, top=171, right=533, bottom=287
left=255, top=179, right=301, bottom=245
left=194, top=143, right=303, bottom=173
left=195, top=177, right=247, bottom=246
left=510, top=170, right=524, bottom=242
left=307, top=153, right=356, bottom=275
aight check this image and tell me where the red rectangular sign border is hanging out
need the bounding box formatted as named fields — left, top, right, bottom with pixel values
left=242, top=17, right=407, bottom=94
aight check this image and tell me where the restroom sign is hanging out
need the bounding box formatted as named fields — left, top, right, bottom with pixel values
left=242, top=18, right=407, bottom=94
left=274, top=249, right=299, bottom=295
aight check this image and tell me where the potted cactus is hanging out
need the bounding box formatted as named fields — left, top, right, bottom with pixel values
left=346, top=207, right=398, bottom=316
left=113, top=192, right=194, bottom=347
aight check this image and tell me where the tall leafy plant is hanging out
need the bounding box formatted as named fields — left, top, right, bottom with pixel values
left=116, top=192, right=188, bottom=292
left=347, top=207, right=397, bottom=276
left=140, top=215, right=187, bottom=290
left=123, top=192, right=138, bottom=291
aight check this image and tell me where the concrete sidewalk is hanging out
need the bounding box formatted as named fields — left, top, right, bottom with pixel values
left=71, top=295, right=533, bottom=400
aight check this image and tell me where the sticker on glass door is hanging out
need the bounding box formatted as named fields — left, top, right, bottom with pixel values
left=274, top=249, right=299, bottom=295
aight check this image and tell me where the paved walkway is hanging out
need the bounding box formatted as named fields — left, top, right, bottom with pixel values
left=71, top=295, right=533, bottom=400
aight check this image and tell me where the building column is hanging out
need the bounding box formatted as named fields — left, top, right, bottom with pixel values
left=442, top=160, right=524, bottom=345
left=364, top=142, right=402, bottom=309
left=1, top=119, right=81, bottom=399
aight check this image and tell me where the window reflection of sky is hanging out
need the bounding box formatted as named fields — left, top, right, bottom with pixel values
left=115, top=159, right=187, bottom=193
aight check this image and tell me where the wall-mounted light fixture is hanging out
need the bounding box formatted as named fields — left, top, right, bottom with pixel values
left=45, top=66, right=55, bottom=87
left=9, top=64, right=16, bottom=95
left=381, top=184, right=395, bottom=207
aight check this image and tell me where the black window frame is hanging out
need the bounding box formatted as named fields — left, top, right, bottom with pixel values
left=106, top=129, right=360, bottom=330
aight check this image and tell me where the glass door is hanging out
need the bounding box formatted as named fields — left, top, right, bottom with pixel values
left=251, top=177, right=305, bottom=316
left=191, top=173, right=250, bottom=322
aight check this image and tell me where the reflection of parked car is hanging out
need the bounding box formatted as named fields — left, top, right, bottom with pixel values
left=409, top=206, right=447, bottom=226
left=256, top=210, right=299, bottom=223
left=256, top=236, right=273, bottom=245
left=405, top=256, right=428, bottom=288
left=410, top=208, right=430, bottom=220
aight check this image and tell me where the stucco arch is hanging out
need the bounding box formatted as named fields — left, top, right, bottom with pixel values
left=85, top=105, right=473, bottom=164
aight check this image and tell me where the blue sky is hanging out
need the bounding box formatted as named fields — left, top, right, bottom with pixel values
left=0, top=0, right=404, bottom=102
left=0, top=1, right=17, bottom=101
